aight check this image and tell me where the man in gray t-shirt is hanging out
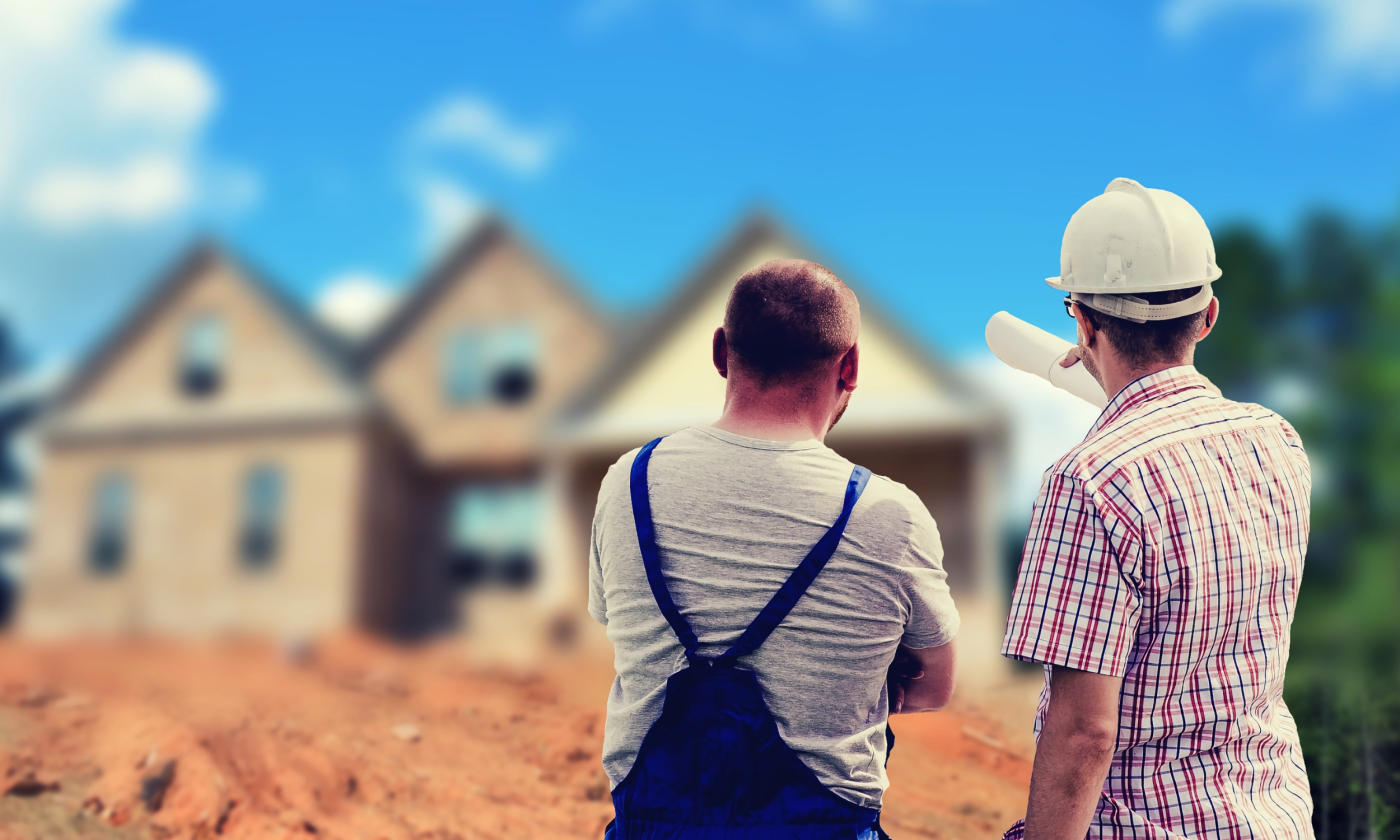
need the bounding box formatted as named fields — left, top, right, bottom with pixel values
left=588, top=258, right=959, bottom=823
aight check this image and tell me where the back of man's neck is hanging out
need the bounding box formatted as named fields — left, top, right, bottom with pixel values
left=710, top=412, right=826, bottom=443
left=711, top=385, right=833, bottom=443
left=1102, top=359, right=1190, bottom=402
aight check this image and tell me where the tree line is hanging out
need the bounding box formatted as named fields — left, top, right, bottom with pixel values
left=1196, top=211, right=1400, bottom=839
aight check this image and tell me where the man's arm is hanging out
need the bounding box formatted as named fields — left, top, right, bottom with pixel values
left=888, top=492, right=960, bottom=714
left=589, top=462, right=625, bottom=626
left=588, top=522, right=608, bottom=625
left=889, top=641, right=955, bottom=714
left=1003, top=470, right=1139, bottom=838
left=1023, top=666, right=1122, bottom=840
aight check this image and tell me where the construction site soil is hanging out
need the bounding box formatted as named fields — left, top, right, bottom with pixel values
left=0, top=634, right=1036, bottom=840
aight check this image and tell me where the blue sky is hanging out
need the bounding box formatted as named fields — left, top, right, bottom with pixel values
left=3, top=0, right=1400, bottom=365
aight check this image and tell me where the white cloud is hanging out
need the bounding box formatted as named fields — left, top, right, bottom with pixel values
left=0, top=4, right=226, bottom=231
left=26, top=155, right=193, bottom=229
left=412, top=174, right=485, bottom=256
left=314, top=272, right=399, bottom=340
left=1163, top=0, right=1400, bottom=99
left=0, top=0, right=121, bottom=51
left=0, top=111, right=16, bottom=201
left=402, top=95, right=556, bottom=256
left=412, top=95, right=562, bottom=177
left=99, top=49, right=214, bottom=132
left=0, top=0, right=252, bottom=359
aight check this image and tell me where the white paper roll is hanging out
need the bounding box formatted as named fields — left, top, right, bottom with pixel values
left=985, top=311, right=1107, bottom=408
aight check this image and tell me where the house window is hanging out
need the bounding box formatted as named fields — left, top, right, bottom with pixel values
left=179, top=314, right=225, bottom=397
left=443, top=330, right=487, bottom=405
left=488, top=326, right=538, bottom=404
left=87, top=472, right=132, bottom=574
left=448, top=482, right=542, bottom=588
left=442, top=326, right=538, bottom=407
left=239, top=464, right=285, bottom=569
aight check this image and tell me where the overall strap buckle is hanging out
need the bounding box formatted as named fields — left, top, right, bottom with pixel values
left=685, top=651, right=738, bottom=669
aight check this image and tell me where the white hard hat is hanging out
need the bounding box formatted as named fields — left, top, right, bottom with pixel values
left=1048, top=178, right=1221, bottom=322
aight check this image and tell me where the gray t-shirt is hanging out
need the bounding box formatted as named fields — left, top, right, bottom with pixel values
left=588, top=426, right=960, bottom=809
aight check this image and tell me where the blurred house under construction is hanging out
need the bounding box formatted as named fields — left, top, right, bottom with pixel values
left=19, top=214, right=1009, bottom=669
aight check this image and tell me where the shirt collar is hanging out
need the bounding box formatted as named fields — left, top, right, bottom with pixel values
left=1087, top=365, right=1219, bottom=438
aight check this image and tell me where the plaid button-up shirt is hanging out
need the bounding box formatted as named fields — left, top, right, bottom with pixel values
left=1002, top=366, right=1314, bottom=839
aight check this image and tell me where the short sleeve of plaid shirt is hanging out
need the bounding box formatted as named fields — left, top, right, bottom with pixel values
left=1002, top=469, right=1143, bottom=677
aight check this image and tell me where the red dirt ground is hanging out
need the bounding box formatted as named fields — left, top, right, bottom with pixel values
left=0, top=634, right=1036, bottom=840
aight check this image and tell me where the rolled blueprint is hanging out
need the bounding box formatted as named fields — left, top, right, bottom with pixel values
left=985, top=311, right=1107, bottom=408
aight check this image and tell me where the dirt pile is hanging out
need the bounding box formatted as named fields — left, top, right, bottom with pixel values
left=0, top=635, right=1034, bottom=839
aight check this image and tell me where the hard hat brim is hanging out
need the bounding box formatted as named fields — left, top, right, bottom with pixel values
left=1044, top=265, right=1222, bottom=295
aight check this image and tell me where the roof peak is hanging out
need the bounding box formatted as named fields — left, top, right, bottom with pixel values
left=354, top=211, right=602, bottom=369
left=49, top=234, right=361, bottom=415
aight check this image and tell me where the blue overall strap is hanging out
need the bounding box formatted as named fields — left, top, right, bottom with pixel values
left=629, top=437, right=701, bottom=656
left=721, top=464, right=872, bottom=661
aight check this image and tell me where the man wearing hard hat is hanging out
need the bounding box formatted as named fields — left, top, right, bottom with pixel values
left=1000, top=179, right=1314, bottom=839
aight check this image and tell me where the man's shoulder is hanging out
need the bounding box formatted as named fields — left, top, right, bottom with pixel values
left=851, top=471, right=941, bottom=547
left=859, top=470, right=930, bottom=513
left=596, top=428, right=717, bottom=503
left=1049, top=391, right=1306, bottom=490
left=599, top=444, right=646, bottom=499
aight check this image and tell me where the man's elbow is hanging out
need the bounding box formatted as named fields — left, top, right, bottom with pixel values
left=925, top=680, right=954, bottom=712
left=1060, top=716, right=1118, bottom=757
left=1044, top=665, right=1123, bottom=758
left=900, top=641, right=956, bottom=712
left=902, top=678, right=954, bottom=713
left=923, top=667, right=956, bottom=711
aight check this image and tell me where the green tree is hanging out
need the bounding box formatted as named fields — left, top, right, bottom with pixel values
left=1197, top=214, right=1400, bottom=839
left=0, top=315, right=20, bottom=384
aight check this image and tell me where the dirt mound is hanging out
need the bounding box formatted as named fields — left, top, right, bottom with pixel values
left=0, top=635, right=1034, bottom=839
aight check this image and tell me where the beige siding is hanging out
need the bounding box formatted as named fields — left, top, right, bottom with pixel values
left=63, top=256, right=359, bottom=431
left=370, top=236, right=609, bottom=468
left=20, top=426, right=367, bottom=638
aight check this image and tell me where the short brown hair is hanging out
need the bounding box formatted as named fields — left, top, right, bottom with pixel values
left=723, top=259, right=859, bottom=384
left=1081, top=286, right=1209, bottom=369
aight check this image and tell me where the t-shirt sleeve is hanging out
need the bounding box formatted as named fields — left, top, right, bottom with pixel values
left=588, top=460, right=626, bottom=626
left=588, top=519, right=607, bottom=626
left=1001, top=471, right=1141, bottom=676
left=897, top=500, right=960, bottom=649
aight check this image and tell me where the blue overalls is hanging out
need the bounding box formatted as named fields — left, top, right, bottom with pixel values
left=605, top=437, right=893, bottom=840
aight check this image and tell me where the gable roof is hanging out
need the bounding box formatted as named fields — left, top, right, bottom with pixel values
left=563, top=209, right=1000, bottom=429
left=50, top=239, right=363, bottom=416
left=356, top=214, right=605, bottom=371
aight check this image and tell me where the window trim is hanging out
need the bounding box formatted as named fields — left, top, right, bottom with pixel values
left=178, top=312, right=226, bottom=398
left=441, top=324, right=540, bottom=409
left=446, top=480, right=542, bottom=589
left=87, top=471, right=132, bottom=575
left=238, top=463, right=286, bottom=570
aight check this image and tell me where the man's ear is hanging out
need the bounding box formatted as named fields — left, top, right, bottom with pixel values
left=838, top=343, right=859, bottom=393
left=1072, top=303, right=1098, bottom=348
left=1199, top=297, right=1220, bottom=340
left=713, top=327, right=729, bottom=379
